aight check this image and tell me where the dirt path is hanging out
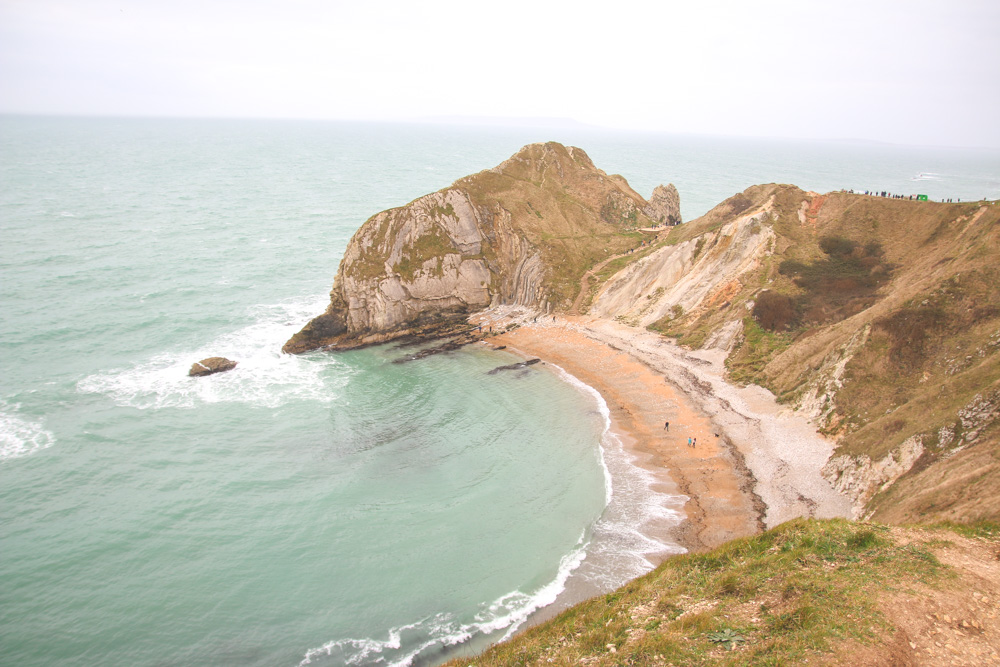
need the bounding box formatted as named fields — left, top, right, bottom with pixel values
left=570, top=251, right=629, bottom=315
left=853, top=528, right=1000, bottom=666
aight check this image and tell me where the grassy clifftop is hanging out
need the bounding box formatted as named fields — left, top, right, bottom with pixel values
left=444, top=519, right=1000, bottom=667
left=455, top=142, right=654, bottom=308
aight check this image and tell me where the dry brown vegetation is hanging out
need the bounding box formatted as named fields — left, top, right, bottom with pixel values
left=648, top=186, right=1000, bottom=524
left=752, top=291, right=799, bottom=332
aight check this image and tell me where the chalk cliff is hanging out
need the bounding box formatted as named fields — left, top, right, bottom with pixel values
left=284, top=142, right=665, bottom=353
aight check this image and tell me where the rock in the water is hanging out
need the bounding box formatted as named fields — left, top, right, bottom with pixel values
left=643, top=183, right=682, bottom=226
left=487, top=358, right=541, bottom=375
left=188, top=357, right=238, bottom=377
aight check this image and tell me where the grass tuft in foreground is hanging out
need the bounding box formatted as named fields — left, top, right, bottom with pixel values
left=444, top=519, right=948, bottom=667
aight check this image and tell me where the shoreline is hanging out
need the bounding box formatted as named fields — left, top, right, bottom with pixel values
left=435, top=307, right=854, bottom=665
left=475, top=310, right=771, bottom=555
left=461, top=307, right=854, bottom=638
left=474, top=308, right=853, bottom=535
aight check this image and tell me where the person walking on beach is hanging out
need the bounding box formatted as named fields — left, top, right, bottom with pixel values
left=664, top=421, right=669, bottom=430
left=692, top=437, right=697, bottom=448
left=687, top=437, right=692, bottom=447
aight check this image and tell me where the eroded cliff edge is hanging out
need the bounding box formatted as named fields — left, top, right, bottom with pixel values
left=284, top=142, right=678, bottom=353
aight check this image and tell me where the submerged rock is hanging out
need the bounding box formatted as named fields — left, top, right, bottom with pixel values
left=188, top=357, right=238, bottom=377
left=486, top=358, right=541, bottom=375
left=391, top=332, right=478, bottom=363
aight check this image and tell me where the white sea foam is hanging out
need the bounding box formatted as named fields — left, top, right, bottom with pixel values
left=299, top=535, right=590, bottom=667
left=550, top=363, right=687, bottom=583
left=0, top=401, right=56, bottom=461
left=551, top=366, right=614, bottom=505
left=77, top=296, right=350, bottom=409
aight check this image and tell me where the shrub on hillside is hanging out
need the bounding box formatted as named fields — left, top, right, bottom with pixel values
left=876, top=305, right=948, bottom=368
left=753, top=291, right=799, bottom=331
left=777, top=236, right=893, bottom=326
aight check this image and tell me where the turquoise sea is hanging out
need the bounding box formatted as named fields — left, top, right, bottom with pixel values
left=2, top=116, right=998, bottom=666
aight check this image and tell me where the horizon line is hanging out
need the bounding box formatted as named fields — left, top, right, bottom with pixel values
left=1, top=111, right=997, bottom=152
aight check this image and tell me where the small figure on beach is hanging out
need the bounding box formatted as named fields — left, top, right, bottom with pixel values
left=664, top=421, right=669, bottom=430
left=693, top=437, right=697, bottom=448
left=687, top=437, right=692, bottom=447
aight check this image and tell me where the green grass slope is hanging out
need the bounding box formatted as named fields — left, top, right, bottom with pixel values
left=444, top=519, right=999, bottom=667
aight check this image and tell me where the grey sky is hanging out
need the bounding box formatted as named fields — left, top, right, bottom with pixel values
left=1, top=0, right=998, bottom=147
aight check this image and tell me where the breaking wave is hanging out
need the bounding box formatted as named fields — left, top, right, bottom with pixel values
left=0, top=401, right=56, bottom=461
left=299, top=536, right=589, bottom=666
left=77, top=297, right=349, bottom=409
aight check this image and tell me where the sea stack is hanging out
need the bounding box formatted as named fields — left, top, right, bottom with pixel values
left=643, top=183, right=682, bottom=226
left=283, top=142, right=668, bottom=354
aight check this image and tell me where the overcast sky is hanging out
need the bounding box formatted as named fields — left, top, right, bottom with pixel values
left=1, top=0, right=998, bottom=147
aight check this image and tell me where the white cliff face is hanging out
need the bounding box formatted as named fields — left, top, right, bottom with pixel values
left=822, top=437, right=926, bottom=520
left=591, top=203, right=776, bottom=327
left=337, top=189, right=497, bottom=334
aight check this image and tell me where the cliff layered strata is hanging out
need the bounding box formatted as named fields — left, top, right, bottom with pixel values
left=591, top=199, right=775, bottom=327
left=284, top=142, right=672, bottom=353
left=643, top=183, right=682, bottom=225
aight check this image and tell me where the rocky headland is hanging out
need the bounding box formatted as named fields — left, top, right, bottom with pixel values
left=283, top=142, right=678, bottom=353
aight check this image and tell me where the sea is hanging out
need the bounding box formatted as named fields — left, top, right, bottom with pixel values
left=2, top=116, right=998, bottom=667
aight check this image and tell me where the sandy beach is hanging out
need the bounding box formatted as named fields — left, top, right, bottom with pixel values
left=472, top=308, right=852, bottom=554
